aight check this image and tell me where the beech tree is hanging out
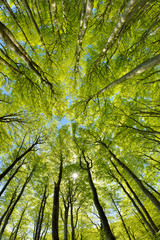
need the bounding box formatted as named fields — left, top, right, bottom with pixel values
left=0, top=0, right=160, bottom=239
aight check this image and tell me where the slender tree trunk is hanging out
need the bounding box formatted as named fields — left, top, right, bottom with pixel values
left=70, top=202, right=75, bottom=240
left=0, top=188, right=17, bottom=226
left=109, top=193, right=131, bottom=240
left=110, top=159, right=158, bottom=233
left=91, top=0, right=151, bottom=71
left=0, top=22, right=53, bottom=90
left=101, top=0, right=151, bottom=55
left=52, top=184, right=60, bottom=240
left=108, top=148, right=160, bottom=212
left=110, top=172, right=156, bottom=236
left=0, top=21, right=39, bottom=73
left=13, top=207, right=26, bottom=240
left=0, top=160, right=24, bottom=196
left=0, top=21, right=32, bottom=62
left=101, top=0, right=142, bottom=55
left=75, top=0, right=94, bottom=71
left=90, top=54, right=160, bottom=100
left=100, top=222, right=105, bottom=240
left=64, top=204, right=69, bottom=240
left=9, top=225, right=16, bottom=240
left=52, top=156, right=63, bottom=240
left=81, top=152, right=115, bottom=240
left=144, top=181, right=160, bottom=196
left=1, top=0, right=35, bottom=51
left=0, top=55, right=39, bottom=88
left=87, top=168, right=115, bottom=240
left=134, top=211, right=152, bottom=238
left=0, top=169, right=34, bottom=239
left=34, top=185, right=47, bottom=240
left=22, top=0, right=49, bottom=55
left=40, top=215, right=50, bottom=240
left=0, top=139, right=39, bottom=181
left=51, top=0, right=61, bottom=40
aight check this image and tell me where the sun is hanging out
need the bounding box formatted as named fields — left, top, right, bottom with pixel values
left=72, top=173, right=78, bottom=179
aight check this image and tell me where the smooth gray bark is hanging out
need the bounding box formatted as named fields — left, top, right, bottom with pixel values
left=75, top=0, right=94, bottom=71
left=101, top=0, right=141, bottom=55
left=90, top=54, right=160, bottom=100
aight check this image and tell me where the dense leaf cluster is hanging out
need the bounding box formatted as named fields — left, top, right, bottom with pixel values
left=0, top=0, right=160, bottom=239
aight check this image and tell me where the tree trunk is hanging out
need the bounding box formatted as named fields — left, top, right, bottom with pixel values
left=0, top=169, right=34, bottom=239
left=1, top=0, right=35, bottom=51
left=101, top=0, right=143, bottom=55
left=91, top=0, right=153, bottom=71
left=0, top=138, right=39, bottom=181
left=90, top=54, right=160, bottom=100
left=0, top=160, right=24, bottom=197
left=108, top=148, right=160, bottom=212
left=109, top=193, right=131, bottom=240
left=40, top=216, right=50, bottom=240
left=13, top=207, right=26, bottom=240
left=110, top=159, right=158, bottom=233
left=64, top=204, right=69, bottom=240
left=51, top=0, right=61, bottom=40
left=52, top=156, right=63, bottom=240
left=61, top=191, right=70, bottom=240
left=110, top=171, right=156, bottom=236
left=22, top=0, right=49, bottom=55
left=144, top=181, right=160, bottom=196
left=34, top=185, right=47, bottom=240
left=9, top=225, right=16, bottom=240
left=0, top=21, right=53, bottom=91
left=87, top=169, right=115, bottom=240
left=134, top=211, right=152, bottom=238
left=100, top=222, right=105, bottom=240
left=0, top=188, right=17, bottom=226
left=70, top=202, right=75, bottom=240
left=75, top=0, right=94, bottom=71
left=82, top=152, right=115, bottom=240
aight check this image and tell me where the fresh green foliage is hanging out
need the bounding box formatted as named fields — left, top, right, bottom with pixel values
left=0, top=0, right=160, bottom=239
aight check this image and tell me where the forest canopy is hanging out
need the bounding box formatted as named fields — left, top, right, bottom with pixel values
left=0, top=0, right=160, bottom=239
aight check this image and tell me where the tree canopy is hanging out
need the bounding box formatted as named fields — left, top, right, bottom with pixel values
left=0, top=0, right=160, bottom=239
